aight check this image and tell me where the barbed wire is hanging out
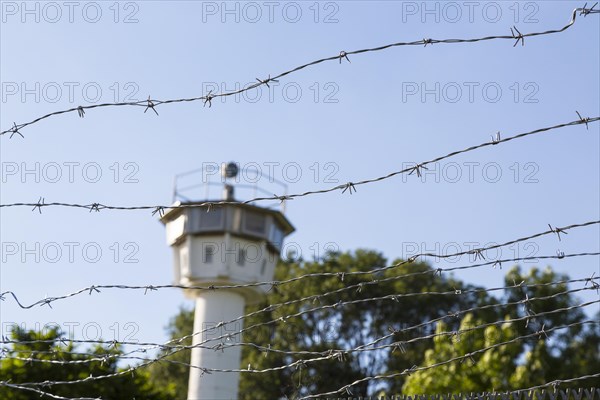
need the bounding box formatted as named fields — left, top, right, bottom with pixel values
left=3, top=274, right=597, bottom=387
left=1, top=221, right=597, bottom=395
left=3, top=260, right=597, bottom=359
left=120, top=302, right=600, bottom=374
left=1, top=116, right=598, bottom=214
left=3, top=315, right=596, bottom=391
left=351, top=282, right=600, bottom=351
left=1, top=5, right=597, bottom=139
left=136, top=283, right=600, bottom=374
left=298, top=320, right=599, bottom=399
left=2, top=218, right=597, bottom=310
left=0, top=221, right=600, bottom=364
left=4, top=369, right=600, bottom=400
left=497, top=373, right=600, bottom=395
left=0, top=383, right=99, bottom=400
left=2, top=251, right=597, bottom=311
left=3, top=309, right=598, bottom=400
left=2, top=285, right=596, bottom=366
left=2, top=5, right=598, bottom=399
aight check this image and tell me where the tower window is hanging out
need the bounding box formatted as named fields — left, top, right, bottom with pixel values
left=269, top=224, right=284, bottom=250
left=180, top=247, right=189, bottom=275
left=204, top=245, right=216, bottom=263
left=237, top=248, right=246, bottom=266
left=198, top=208, right=224, bottom=230
left=260, top=259, right=267, bottom=275
left=244, top=211, right=266, bottom=235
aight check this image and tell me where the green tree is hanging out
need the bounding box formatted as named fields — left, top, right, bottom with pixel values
left=146, top=305, right=194, bottom=399
left=402, top=266, right=600, bottom=392
left=402, top=313, right=522, bottom=393
left=0, top=327, right=168, bottom=400
left=502, top=266, right=599, bottom=388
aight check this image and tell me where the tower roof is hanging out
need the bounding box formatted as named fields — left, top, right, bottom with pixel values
left=160, top=201, right=294, bottom=234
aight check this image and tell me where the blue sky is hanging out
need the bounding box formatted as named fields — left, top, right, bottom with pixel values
left=1, top=1, right=599, bottom=352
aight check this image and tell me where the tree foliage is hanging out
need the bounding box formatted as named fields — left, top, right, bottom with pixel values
left=403, top=266, right=600, bottom=392
left=0, top=327, right=168, bottom=400
left=403, top=313, right=523, bottom=393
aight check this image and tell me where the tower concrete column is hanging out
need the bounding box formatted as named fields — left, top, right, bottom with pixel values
left=188, top=290, right=246, bottom=400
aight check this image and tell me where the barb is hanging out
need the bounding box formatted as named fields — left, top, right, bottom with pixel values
left=584, top=272, right=600, bottom=293
left=1, top=7, right=596, bottom=137
left=491, top=131, right=501, bottom=144
left=408, top=163, right=428, bottom=178
left=31, top=197, right=45, bottom=214
left=143, top=95, right=159, bottom=115
left=256, top=75, right=279, bottom=88
left=338, top=50, right=351, bottom=63
left=511, top=26, right=525, bottom=47
left=9, top=122, right=23, bottom=139
left=580, top=2, right=599, bottom=16
left=548, top=224, right=568, bottom=241
left=203, top=91, right=214, bottom=108
left=2, top=116, right=598, bottom=213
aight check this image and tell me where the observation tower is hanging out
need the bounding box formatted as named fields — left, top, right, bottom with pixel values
left=160, top=162, right=294, bottom=400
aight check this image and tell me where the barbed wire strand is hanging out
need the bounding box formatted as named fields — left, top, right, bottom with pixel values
left=10, top=252, right=600, bottom=310
left=2, top=219, right=597, bottom=310
left=1, top=6, right=598, bottom=138
left=1, top=116, right=597, bottom=213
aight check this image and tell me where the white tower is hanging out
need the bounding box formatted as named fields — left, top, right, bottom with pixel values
left=160, top=163, right=294, bottom=400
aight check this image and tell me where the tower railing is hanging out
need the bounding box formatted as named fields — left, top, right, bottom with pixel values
left=172, top=163, right=289, bottom=212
